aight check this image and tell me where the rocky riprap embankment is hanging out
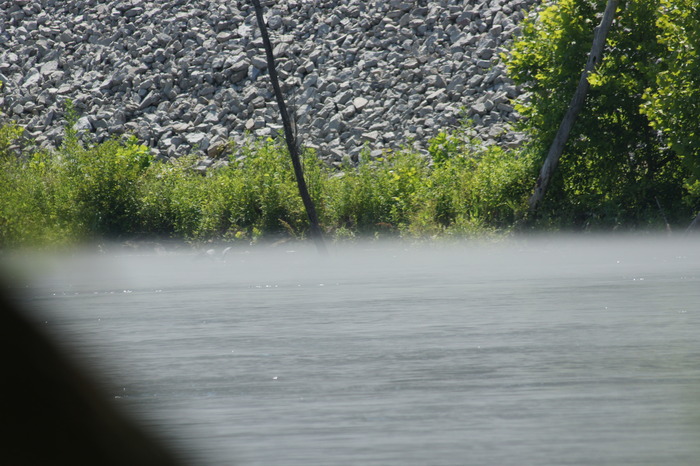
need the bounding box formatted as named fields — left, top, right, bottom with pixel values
left=0, top=0, right=537, bottom=163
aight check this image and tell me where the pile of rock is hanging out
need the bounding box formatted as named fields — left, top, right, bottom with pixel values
left=0, top=0, right=538, bottom=163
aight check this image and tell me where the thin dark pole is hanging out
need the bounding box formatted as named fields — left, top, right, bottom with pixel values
left=251, top=0, right=327, bottom=254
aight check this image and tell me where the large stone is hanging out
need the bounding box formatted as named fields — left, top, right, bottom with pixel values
left=353, top=97, right=369, bottom=110
left=138, top=91, right=160, bottom=110
left=75, top=116, right=94, bottom=132
left=185, top=132, right=210, bottom=150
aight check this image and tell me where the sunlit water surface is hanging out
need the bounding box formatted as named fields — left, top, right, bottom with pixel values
left=5, top=237, right=700, bottom=465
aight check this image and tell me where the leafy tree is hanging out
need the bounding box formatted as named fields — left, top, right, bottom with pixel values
left=642, top=0, right=700, bottom=206
left=507, top=0, right=689, bottom=227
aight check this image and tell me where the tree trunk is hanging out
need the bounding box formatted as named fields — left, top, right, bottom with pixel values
left=527, top=0, right=619, bottom=216
left=251, top=0, right=327, bottom=254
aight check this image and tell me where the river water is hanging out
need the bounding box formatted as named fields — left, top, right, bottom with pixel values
left=6, top=236, right=700, bottom=465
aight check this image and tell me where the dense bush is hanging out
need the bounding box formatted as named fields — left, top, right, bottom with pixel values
left=1, top=114, right=153, bottom=245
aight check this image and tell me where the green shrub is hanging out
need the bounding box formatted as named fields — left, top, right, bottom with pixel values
left=413, top=140, right=534, bottom=236
left=193, top=139, right=311, bottom=241
left=65, top=136, right=152, bottom=237
left=0, top=121, right=24, bottom=158
left=139, top=154, right=208, bottom=238
left=0, top=147, right=80, bottom=246
left=142, top=138, right=325, bottom=243
left=0, top=102, right=155, bottom=245
left=323, top=148, right=430, bottom=236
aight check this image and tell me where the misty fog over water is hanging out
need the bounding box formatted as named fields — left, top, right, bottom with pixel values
left=4, top=236, right=700, bottom=465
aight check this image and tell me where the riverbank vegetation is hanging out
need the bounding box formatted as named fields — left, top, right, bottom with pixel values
left=1, top=0, right=698, bottom=247
left=0, top=111, right=535, bottom=247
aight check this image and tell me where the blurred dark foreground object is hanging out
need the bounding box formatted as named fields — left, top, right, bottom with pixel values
left=0, top=286, right=186, bottom=466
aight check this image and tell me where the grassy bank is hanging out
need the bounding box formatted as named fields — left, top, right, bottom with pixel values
left=2, top=109, right=695, bottom=248
left=5, top=106, right=699, bottom=250
left=1, top=115, right=542, bottom=248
